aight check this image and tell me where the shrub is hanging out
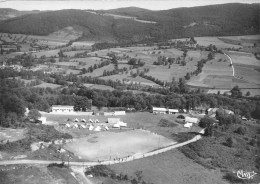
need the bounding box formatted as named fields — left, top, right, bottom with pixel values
left=226, top=137, right=237, bottom=148
left=177, top=115, right=185, bottom=119
left=85, top=165, right=115, bottom=177
left=234, top=126, right=247, bottom=135
left=223, top=172, right=246, bottom=183
left=158, top=119, right=178, bottom=127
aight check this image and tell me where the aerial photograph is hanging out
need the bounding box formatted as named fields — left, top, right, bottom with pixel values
left=0, top=0, right=259, bottom=183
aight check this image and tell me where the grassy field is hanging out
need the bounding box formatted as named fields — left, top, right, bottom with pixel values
left=0, top=128, right=26, bottom=143
left=194, top=36, right=242, bottom=49
left=188, top=53, right=233, bottom=88
left=43, top=112, right=201, bottom=140
left=32, top=49, right=60, bottom=58
left=0, top=164, right=79, bottom=184
left=33, top=82, right=62, bottom=89
left=109, top=149, right=228, bottom=184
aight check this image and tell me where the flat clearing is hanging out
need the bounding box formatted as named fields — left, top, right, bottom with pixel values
left=33, top=82, right=62, bottom=89
left=89, top=84, right=114, bottom=91
left=0, top=128, right=26, bottom=143
left=32, top=49, right=60, bottom=58
left=194, top=36, right=242, bottom=49
left=64, top=129, right=176, bottom=161
left=188, top=54, right=233, bottom=88
left=109, top=149, right=228, bottom=184
left=0, top=165, right=78, bottom=184
left=227, top=51, right=260, bottom=66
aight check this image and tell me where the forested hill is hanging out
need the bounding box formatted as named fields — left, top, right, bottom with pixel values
left=0, top=3, right=259, bottom=42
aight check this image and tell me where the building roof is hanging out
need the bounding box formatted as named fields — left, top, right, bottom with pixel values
left=52, top=105, right=74, bottom=108
left=168, top=109, right=179, bottom=112
left=153, top=107, right=167, bottom=111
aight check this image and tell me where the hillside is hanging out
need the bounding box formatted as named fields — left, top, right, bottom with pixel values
left=0, top=8, right=40, bottom=20
left=0, top=3, right=259, bottom=42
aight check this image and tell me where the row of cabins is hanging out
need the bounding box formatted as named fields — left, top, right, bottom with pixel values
left=51, top=105, right=126, bottom=116
left=152, top=107, right=181, bottom=114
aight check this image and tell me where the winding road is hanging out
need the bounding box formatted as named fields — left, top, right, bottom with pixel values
left=0, top=129, right=205, bottom=167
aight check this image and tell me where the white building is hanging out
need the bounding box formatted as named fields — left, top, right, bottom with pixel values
left=168, top=109, right=179, bottom=114
left=51, top=105, right=74, bottom=113
left=185, top=117, right=199, bottom=124
left=152, top=107, right=167, bottom=114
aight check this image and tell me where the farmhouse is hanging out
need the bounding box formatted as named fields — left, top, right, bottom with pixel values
left=152, top=107, right=167, bottom=114
left=51, top=105, right=74, bottom=113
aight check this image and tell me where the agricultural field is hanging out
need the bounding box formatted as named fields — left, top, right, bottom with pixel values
left=31, top=49, right=60, bottom=58
left=187, top=53, right=233, bottom=88
left=194, top=36, right=242, bottom=49
left=219, top=34, right=260, bottom=47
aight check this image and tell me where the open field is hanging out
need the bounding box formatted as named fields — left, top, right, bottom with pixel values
left=64, top=129, right=175, bottom=161
left=227, top=51, right=260, bottom=66
left=188, top=54, right=233, bottom=88
left=0, top=128, right=26, bottom=143
left=89, top=84, right=115, bottom=91
left=33, top=82, right=62, bottom=89
left=43, top=112, right=201, bottom=140
left=0, top=164, right=78, bottom=184
left=194, top=36, right=242, bottom=49
left=109, top=149, right=228, bottom=184
left=82, top=64, right=115, bottom=77
left=219, top=34, right=260, bottom=47
left=32, top=49, right=60, bottom=58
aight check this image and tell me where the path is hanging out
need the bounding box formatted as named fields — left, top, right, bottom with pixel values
left=0, top=129, right=205, bottom=167
left=224, top=53, right=235, bottom=77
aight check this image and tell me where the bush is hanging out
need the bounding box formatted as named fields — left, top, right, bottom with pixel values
left=177, top=115, right=185, bottom=119
left=158, top=119, right=178, bottom=127
left=223, top=172, right=247, bottom=183
left=234, top=126, right=247, bottom=135
left=47, top=162, right=66, bottom=168
left=85, top=165, right=115, bottom=177
left=226, top=137, right=237, bottom=148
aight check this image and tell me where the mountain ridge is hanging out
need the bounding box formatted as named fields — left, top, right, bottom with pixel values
left=0, top=3, right=259, bottom=42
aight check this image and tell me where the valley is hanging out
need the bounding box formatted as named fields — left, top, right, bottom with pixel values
left=0, top=3, right=259, bottom=184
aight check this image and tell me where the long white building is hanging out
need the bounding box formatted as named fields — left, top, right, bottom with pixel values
left=51, top=105, right=74, bottom=113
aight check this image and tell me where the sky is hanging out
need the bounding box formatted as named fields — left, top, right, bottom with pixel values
left=0, top=0, right=259, bottom=11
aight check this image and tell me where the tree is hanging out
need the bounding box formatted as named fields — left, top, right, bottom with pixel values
left=231, top=85, right=242, bottom=98
left=28, top=109, right=41, bottom=122
left=74, top=96, right=91, bottom=111
left=246, top=91, right=250, bottom=96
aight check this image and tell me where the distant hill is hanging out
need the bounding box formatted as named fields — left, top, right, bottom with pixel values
left=0, top=3, right=259, bottom=42
left=0, top=8, right=40, bottom=20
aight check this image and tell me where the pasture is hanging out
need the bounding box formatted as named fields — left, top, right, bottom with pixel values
left=32, top=49, right=60, bottom=58
left=194, top=36, right=242, bottom=49
left=33, top=82, right=62, bottom=89
left=227, top=51, right=260, bottom=66
left=64, top=130, right=175, bottom=161
left=109, top=149, right=227, bottom=184
left=188, top=53, right=234, bottom=88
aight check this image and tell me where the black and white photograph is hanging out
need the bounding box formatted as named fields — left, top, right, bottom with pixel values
left=0, top=0, right=259, bottom=183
